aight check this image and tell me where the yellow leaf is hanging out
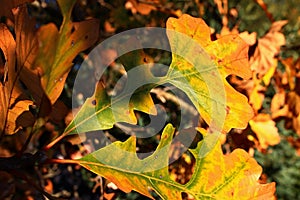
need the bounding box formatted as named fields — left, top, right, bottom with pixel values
left=166, top=14, right=253, bottom=133
left=249, top=114, right=281, bottom=149
left=77, top=124, right=276, bottom=199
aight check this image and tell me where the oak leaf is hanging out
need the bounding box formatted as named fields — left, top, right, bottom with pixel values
left=77, top=124, right=276, bottom=199
left=32, top=0, right=99, bottom=104
left=166, top=14, right=253, bottom=132
left=66, top=14, right=254, bottom=135
left=250, top=20, right=288, bottom=78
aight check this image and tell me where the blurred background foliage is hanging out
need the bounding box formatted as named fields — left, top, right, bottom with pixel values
left=1, top=0, right=300, bottom=199
left=31, top=0, right=300, bottom=199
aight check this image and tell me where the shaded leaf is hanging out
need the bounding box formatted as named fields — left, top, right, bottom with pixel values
left=13, top=6, right=51, bottom=117
left=281, top=57, right=300, bottom=90
left=77, top=124, right=275, bottom=199
left=286, top=91, right=300, bottom=135
left=32, top=0, right=99, bottom=104
left=0, top=0, right=33, bottom=21
left=0, top=6, right=51, bottom=135
left=0, top=23, right=35, bottom=134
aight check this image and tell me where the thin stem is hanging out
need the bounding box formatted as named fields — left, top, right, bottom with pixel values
left=255, top=0, right=274, bottom=22
left=45, top=158, right=80, bottom=165
left=43, top=127, right=74, bottom=151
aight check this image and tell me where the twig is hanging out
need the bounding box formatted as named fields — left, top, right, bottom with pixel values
left=254, top=0, right=274, bottom=22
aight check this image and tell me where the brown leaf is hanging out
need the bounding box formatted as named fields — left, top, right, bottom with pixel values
left=286, top=91, right=300, bottom=135
left=0, top=6, right=52, bottom=135
left=281, top=57, right=299, bottom=90
left=0, top=0, right=33, bottom=21
left=287, top=136, right=300, bottom=156
left=14, top=6, right=51, bottom=117
left=0, top=23, right=22, bottom=134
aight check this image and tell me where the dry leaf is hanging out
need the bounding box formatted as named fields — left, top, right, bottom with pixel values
left=0, top=0, right=33, bottom=21
left=249, top=114, right=280, bottom=149
left=250, top=20, right=288, bottom=78
left=281, top=57, right=298, bottom=90
left=249, top=83, right=265, bottom=112
left=126, top=0, right=157, bottom=15
left=286, top=91, right=300, bottom=135
left=239, top=31, right=257, bottom=46
left=0, top=23, right=35, bottom=134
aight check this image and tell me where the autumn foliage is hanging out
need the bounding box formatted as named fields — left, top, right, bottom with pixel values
left=0, top=0, right=300, bottom=199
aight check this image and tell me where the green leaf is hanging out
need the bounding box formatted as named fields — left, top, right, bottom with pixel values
left=64, top=35, right=160, bottom=134
left=77, top=124, right=275, bottom=199
left=33, top=0, right=99, bottom=104
left=66, top=15, right=253, bottom=135
left=65, top=66, right=159, bottom=133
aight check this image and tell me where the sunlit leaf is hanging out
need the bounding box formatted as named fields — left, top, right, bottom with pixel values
left=166, top=14, right=253, bottom=132
left=0, top=6, right=52, bottom=135
left=67, top=14, right=253, bottom=134
left=77, top=124, right=276, bottom=199
left=65, top=61, right=158, bottom=133
left=250, top=20, right=288, bottom=78
left=125, top=0, right=157, bottom=15
left=249, top=114, right=280, bottom=149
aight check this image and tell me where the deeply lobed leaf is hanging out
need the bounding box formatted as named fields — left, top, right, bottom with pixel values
left=166, top=14, right=254, bottom=133
left=77, top=124, right=275, bottom=199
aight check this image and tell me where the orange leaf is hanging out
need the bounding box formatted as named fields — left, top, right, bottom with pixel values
left=166, top=14, right=253, bottom=132
left=239, top=31, right=257, bottom=46
left=249, top=114, right=281, bottom=149
left=281, top=57, right=298, bottom=90
left=250, top=20, right=288, bottom=78
left=32, top=0, right=99, bottom=104
left=0, top=23, right=35, bottom=134
left=126, top=0, right=157, bottom=15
